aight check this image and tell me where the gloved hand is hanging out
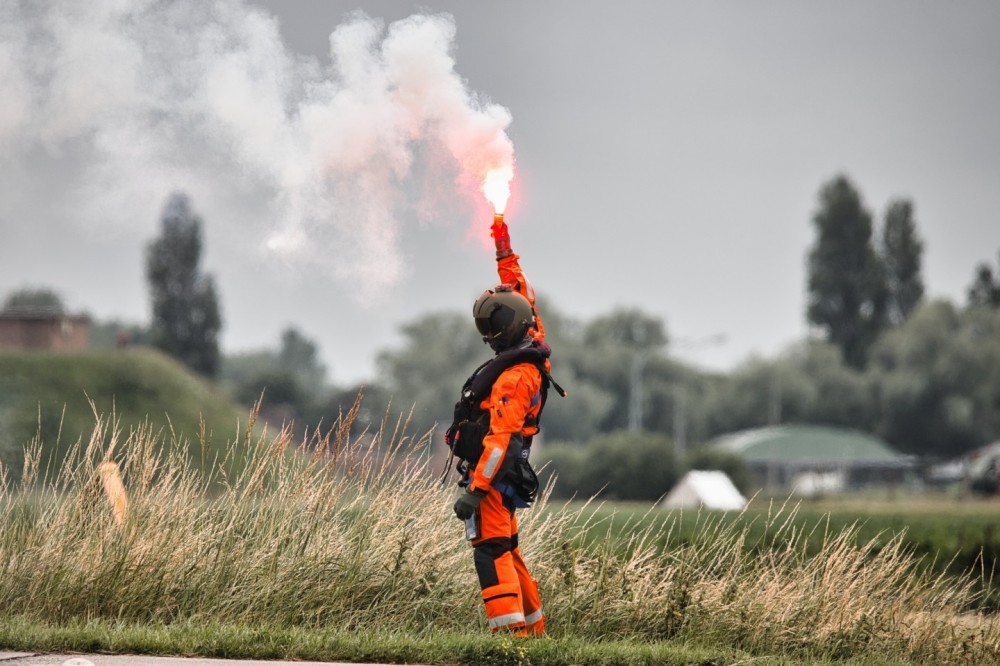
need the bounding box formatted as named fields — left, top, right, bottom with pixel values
left=491, top=216, right=512, bottom=260
left=453, top=488, right=486, bottom=520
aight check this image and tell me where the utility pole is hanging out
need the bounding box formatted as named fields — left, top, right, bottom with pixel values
left=672, top=383, right=687, bottom=458
left=628, top=352, right=641, bottom=432
left=768, top=371, right=782, bottom=425
left=628, top=350, right=646, bottom=432
left=670, top=332, right=728, bottom=457
left=625, top=316, right=660, bottom=433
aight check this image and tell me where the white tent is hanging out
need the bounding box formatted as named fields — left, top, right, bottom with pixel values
left=661, top=470, right=747, bottom=511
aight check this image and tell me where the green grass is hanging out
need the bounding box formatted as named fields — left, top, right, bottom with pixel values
left=1, top=406, right=999, bottom=665
left=0, top=617, right=927, bottom=666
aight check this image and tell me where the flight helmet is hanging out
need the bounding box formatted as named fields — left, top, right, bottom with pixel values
left=473, top=284, right=534, bottom=351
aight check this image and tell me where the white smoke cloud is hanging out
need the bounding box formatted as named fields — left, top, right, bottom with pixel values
left=0, top=1, right=514, bottom=299
left=0, top=4, right=29, bottom=140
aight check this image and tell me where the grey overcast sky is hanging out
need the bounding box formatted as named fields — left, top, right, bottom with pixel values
left=1, top=1, right=999, bottom=383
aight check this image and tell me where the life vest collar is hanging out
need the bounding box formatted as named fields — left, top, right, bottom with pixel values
left=463, top=339, right=552, bottom=403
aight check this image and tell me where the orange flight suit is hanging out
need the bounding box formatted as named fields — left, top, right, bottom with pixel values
left=464, top=248, right=546, bottom=636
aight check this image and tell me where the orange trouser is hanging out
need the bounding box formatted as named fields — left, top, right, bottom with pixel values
left=471, top=486, right=544, bottom=635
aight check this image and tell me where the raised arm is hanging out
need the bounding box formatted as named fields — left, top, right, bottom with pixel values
left=491, top=214, right=545, bottom=341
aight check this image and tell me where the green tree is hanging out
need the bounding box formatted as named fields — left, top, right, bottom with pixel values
left=322, top=383, right=393, bottom=437
left=533, top=298, right=615, bottom=442
left=880, top=199, right=925, bottom=325
left=279, top=327, right=327, bottom=395
left=220, top=327, right=332, bottom=432
left=2, top=287, right=65, bottom=314
left=376, top=311, right=486, bottom=438
left=145, top=193, right=222, bottom=377
left=701, top=358, right=786, bottom=437
left=806, top=175, right=887, bottom=369
left=579, top=308, right=668, bottom=432
left=788, top=342, right=874, bottom=429
left=221, top=350, right=279, bottom=396
left=868, top=300, right=1000, bottom=458
left=967, top=251, right=1000, bottom=308
left=582, top=308, right=669, bottom=350
left=700, top=342, right=877, bottom=442
left=632, top=355, right=725, bottom=456
left=537, top=364, right=615, bottom=444
left=235, top=368, right=302, bottom=406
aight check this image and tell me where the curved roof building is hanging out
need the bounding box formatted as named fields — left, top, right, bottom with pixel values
left=708, top=425, right=913, bottom=491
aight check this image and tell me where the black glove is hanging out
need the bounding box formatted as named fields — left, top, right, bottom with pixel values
left=453, top=488, right=486, bottom=520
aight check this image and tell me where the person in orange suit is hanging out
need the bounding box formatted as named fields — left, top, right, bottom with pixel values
left=448, top=214, right=556, bottom=636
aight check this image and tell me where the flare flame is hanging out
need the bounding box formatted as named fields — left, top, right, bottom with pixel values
left=482, top=166, right=514, bottom=214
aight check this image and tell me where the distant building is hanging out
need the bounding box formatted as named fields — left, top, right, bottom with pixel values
left=0, top=312, right=90, bottom=351
left=707, top=425, right=914, bottom=493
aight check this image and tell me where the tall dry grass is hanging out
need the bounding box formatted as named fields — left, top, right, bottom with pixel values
left=1, top=401, right=998, bottom=664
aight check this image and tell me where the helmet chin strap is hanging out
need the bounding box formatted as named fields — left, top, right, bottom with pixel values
left=486, top=334, right=505, bottom=352
left=487, top=332, right=532, bottom=354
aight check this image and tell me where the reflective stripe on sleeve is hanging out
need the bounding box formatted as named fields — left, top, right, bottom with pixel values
left=488, top=612, right=526, bottom=630
left=482, top=447, right=503, bottom=479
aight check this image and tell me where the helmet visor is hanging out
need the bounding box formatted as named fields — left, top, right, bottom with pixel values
left=474, top=311, right=494, bottom=338
left=475, top=301, right=515, bottom=339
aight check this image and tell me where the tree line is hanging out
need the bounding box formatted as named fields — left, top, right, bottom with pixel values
left=5, top=177, right=1000, bottom=476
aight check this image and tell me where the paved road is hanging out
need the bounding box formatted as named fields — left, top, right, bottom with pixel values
left=0, top=653, right=425, bottom=666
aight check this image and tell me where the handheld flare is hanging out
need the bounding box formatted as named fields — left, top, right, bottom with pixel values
left=491, top=213, right=512, bottom=259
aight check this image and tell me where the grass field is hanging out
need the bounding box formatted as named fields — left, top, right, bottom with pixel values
left=2, top=404, right=999, bottom=665
left=564, top=493, right=1000, bottom=600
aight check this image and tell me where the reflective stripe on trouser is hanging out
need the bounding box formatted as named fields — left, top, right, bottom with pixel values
left=513, top=545, right=544, bottom=635
left=472, top=487, right=544, bottom=634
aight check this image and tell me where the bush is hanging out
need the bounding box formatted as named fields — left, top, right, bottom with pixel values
left=540, top=431, right=680, bottom=501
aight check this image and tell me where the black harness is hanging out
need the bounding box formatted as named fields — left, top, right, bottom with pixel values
left=444, top=340, right=565, bottom=505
